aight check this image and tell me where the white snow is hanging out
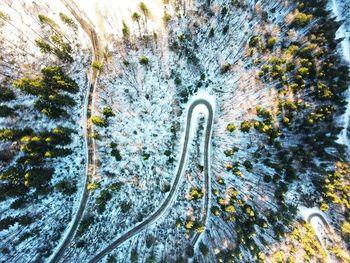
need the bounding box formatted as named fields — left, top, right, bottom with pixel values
left=73, top=0, right=173, bottom=45
left=331, top=0, right=350, bottom=146
left=2, top=0, right=349, bottom=262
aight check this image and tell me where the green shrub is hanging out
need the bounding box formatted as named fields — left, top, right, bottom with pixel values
left=103, top=107, right=115, bottom=118
left=185, top=220, right=194, bottom=229
left=208, top=28, right=214, bottom=38
left=241, top=121, right=251, bottom=132
left=143, top=152, right=150, bottom=160
left=77, top=215, right=94, bottom=236
left=226, top=123, right=236, bottom=132
left=145, top=256, right=155, bottom=263
left=211, top=206, right=220, bottom=216
left=130, top=249, right=138, bottom=263
left=38, top=14, right=57, bottom=27
left=96, top=189, right=112, bottom=214
left=0, top=86, right=15, bottom=102
left=122, top=20, right=130, bottom=37
left=13, top=66, right=78, bottom=118
left=174, top=76, right=182, bottom=85
left=131, top=12, right=141, bottom=23
left=221, top=63, right=231, bottom=73
left=224, top=147, right=239, bottom=156
left=139, top=55, right=149, bottom=65
left=164, top=150, right=172, bottom=156
left=120, top=201, right=131, bottom=213
left=163, top=12, right=171, bottom=25
left=55, top=179, right=77, bottom=195
left=249, top=36, right=260, bottom=47
left=199, top=242, right=209, bottom=256
left=297, top=67, right=309, bottom=76
left=10, top=197, right=26, bottom=209
left=59, top=13, right=78, bottom=30
left=0, top=105, right=16, bottom=117
left=266, top=37, right=277, bottom=49
left=91, top=116, right=107, bottom=127
left=109, top=182, right=122, bottom=191
left=292, top=12, right=312, bottom=27
left=139, top=2, right=150, bottom=17
left=261, top=65, right=270, bottom=74
left=320, top=202, right=329, bottom=211
left=107, top=256, right=116, bottom=263
left=223, top=24, right=229, bottom=34
left=92, top=61, right=104, bottom=70
left=189, top=187, right=203, bottom=200
left=110, top=143, right=122, bottom=161
left=243, top=160, right=253, bottom=170
left=341, top=221, right=350, bottom=242
left=178, top=33, right=185, bottom=42
left=87, top=183, right=99, bottom=190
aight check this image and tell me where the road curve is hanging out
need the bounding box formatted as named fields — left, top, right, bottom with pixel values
left=306, top=212, right=334, bottom=260
left=307, top=212, right=338, bottom=240
left=48, top=1, right=101, bottom=262
left=89, top=98, right=215, bottom=263
left=307, top=213, right=330, bottom=228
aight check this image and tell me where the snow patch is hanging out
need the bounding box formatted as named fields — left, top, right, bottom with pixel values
left=331, top=0, right=350, bottom=146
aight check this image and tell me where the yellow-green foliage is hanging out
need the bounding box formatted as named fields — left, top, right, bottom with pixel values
left=240, top=120, right=251, bottom=132
left=320, top=202, right=329, bottom=211
left=272, top=250, right=284, bottom=263
left=266, top=37, right=277, bottom=49
left=330, top=246, right=350, bottom=262
left=163, top=12, right=171, bottom=25
left=139, top=55, right=149, bottom=65
left=324, top=162, right=350, bottom=211
left=122, top=20, right=130, bottom=37
left=92, top=61, right=104, bottom=70
left=91, top=116, right=107, bottom=127
left=290, top=223, right=327, bottom=262
left=341, top=221, right=350, bottom=237
left=185, top=220, right=194, bottom=229
left=188, top=187, right=203, bottom=200
left=139, top=2, right=150, bottom=17
left=285, top=45, right=299, bottom=56
left=269, top=223, right=327, bottom=263
left=87, top=183, right=99, bottom=190
left=195, top=225, right=205, bottom=233
left=293, top=12, right=312, bottom=27
left=226, top=123, right=236, bottom=132
left=224, top=205, right=236, bottom=214
left=0, top=11, right=10, bottom=21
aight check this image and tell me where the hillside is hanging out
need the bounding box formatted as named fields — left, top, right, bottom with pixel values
left=0, top=0, right=349, bottom=262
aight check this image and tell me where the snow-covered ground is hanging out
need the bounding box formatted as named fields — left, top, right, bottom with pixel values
left=0, top=0, right=92, bottom=261
left=332, top=0, right=350, bottom=146
left=1, top=0, right=350, bottom=262
left=73, top=0, right=174, bottom=46
left=59, top=0, right=304, bottom=261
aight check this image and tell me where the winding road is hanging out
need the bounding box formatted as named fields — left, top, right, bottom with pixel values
left=50, top=1, right=215, bottom=262
left=89, top=98, right=215, bottom=262
left=307, top=213, right=330, bottom=229
left=306, top=211, right=339, bottom=261
left=49, top=0, right=101, bottom=262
